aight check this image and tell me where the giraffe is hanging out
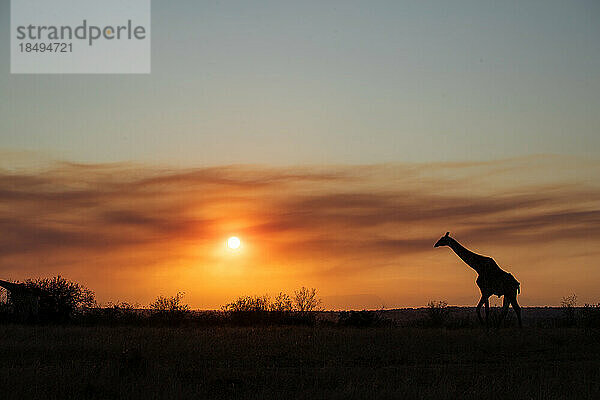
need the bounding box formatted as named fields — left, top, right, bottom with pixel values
left=0, top=279, right=42, bottom=322
left=434, top=232, right=522, bottom=328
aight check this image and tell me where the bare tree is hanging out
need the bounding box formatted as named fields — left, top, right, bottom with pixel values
left=271, top=292, right=293, bottom=312
left=293, top=287, right=322, bottom=312
left=561, top=293, right=578, bottom=326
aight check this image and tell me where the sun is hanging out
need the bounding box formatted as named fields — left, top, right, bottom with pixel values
left=226, top=236, right=241, bottom=250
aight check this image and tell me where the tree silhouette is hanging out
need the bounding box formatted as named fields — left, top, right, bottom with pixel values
left=293, top=287, right=322, bottom=312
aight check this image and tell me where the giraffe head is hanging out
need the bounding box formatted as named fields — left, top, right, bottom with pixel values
left=434, top=232, right=451, bottom=247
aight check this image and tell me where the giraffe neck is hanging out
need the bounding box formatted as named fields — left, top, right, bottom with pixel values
left=446, top=238, right=482, bottom=274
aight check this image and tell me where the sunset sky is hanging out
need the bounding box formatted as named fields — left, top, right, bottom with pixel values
left=0, top=1, right=599, bottom=308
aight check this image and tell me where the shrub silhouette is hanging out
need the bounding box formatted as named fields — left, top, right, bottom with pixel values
left=25, top=275, right=96, bottom=322
left=271, top=292, right=293, bottom=312
left=150, top=292, right=190, bottom=313
left=223, top=295, right=271, bottom=312
left=223, top=288, right=323, bottom=313
left=426, top=300, right=449, bottom=327
left=221, top=295, right=271, bottom=325
left=149, top=292, right=190, bottom=324
left=561, top=294, right=578, bottom=326
left=222, top=289, right=322, bottom=326
left=294, top=287, right=322, bottom=312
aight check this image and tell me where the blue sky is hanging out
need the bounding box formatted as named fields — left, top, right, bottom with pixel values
left=0, top=0, right=599, bottom=166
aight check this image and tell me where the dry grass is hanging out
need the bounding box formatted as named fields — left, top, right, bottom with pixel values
left=0, top=325, right=598, bottom=399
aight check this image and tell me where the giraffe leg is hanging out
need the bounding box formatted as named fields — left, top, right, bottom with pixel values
left=510, top=296, right=522, bottom=328
left=476, top=295, right=488, bottom=326
left=497, top=296, right=510, bottom=329
left=484, top=298, right=490, bottom=325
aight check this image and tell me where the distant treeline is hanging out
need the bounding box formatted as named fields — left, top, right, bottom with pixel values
left=1, top=276, right=599, bottom=328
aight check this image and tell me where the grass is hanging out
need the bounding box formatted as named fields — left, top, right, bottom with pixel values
left=0, top=325, right=598, bottom=399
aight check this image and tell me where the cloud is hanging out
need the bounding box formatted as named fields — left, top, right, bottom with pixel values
left=0, top=155, right=598, bottom=306
left=1, top=157, right=598, bottom=256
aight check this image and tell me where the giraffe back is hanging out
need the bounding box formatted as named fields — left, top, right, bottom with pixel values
left=476, top=258, right=520, bottom=297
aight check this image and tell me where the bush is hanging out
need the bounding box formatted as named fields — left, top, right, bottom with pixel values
left=271, top=292, right=293, bottom=312
left=0, top=276, right=95, bottom=323
left=221, top=295, right=271, bottom=325
left=222, top=288, right=323, bottom=314
left=25, top=275, right=96, bottom=322
left=294, top=287, right=322, bottom=312
left=148, top=292, right=190, bottom=325
left=222, top=295, right=271, bottom=312
left=560, top=294, right=577, bottom=326
left=221, top=289, right=322, bottom=326
left=150, top=292, right=190, bottom=314
left=427, top=300, right=449, bottom=327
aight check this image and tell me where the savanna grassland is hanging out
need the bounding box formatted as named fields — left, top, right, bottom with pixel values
left=0, top=324, right=598, bottom=400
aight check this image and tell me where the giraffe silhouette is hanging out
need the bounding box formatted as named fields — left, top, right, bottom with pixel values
left=434, top=232, right=522, bottom=328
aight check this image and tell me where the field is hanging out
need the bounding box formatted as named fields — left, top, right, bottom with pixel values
left=0, top=323, right=599, bottom=399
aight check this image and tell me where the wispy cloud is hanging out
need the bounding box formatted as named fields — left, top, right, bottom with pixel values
left=0, top=155, right=598, bottom=307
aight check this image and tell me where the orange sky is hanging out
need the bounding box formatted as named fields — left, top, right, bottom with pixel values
left=0, top=154, right=598, bottom=309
